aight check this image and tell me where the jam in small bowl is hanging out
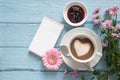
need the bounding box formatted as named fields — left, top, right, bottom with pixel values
left=63, top=2, right=88, bottom=26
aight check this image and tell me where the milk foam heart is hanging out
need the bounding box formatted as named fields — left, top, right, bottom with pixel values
left=73, top=39, right=91, bottom=56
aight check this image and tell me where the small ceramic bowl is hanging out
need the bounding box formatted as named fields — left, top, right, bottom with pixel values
left=63, top=1, right=88, bottom=26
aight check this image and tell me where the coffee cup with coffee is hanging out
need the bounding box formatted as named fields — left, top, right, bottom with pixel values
left=60, top=32, right=102, bottom=70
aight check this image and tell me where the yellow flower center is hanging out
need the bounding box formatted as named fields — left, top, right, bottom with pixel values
left=50, top=56, right=55, bottom=62
left=113, top=9, right=117, bottom=13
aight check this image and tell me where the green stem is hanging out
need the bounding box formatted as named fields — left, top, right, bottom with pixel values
left=99, top=16, right=103, bottom=31
left=116, top=14, right=117, bottom=22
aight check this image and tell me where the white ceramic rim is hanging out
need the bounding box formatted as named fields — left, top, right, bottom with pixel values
left=60, top=28, right=102, bottom=70
left=63, top=1, right=88, bottom=26
left=67, top=33, right=97, bottom=63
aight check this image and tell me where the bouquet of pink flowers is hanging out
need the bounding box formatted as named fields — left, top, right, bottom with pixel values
left=63, top=6, right=120, bottom=80
left=92, top=6, right=120, bottom=80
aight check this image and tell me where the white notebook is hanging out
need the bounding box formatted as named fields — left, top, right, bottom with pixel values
left=28, top=17, right=64, bottom=57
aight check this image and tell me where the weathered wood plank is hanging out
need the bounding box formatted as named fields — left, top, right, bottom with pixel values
left=0, top=47, right=71, bottom=71
left=0, top=47, right=105, bottom=71
left=0, top=0, right=119, bottom=80
left=0, top=71, right=69, bottom=80
left=0, top=0, right=120, bottom=22
left=0, top=22, right=102, bottom=47
left=0, top=23, right=39, bottom=46
left=0, top=71, right=98, bottom=80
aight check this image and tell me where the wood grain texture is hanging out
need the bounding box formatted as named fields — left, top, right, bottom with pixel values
left=0, top=71, right=98, bottom=80
left=0, top=47, right=105, bottom=70
left=0, top=0, right=120, bottom=80
left=0, top=22, right=101, bottom=47
left=0, top=71, right=69, bottom=80
left=0, top=0, right=120, bottom=22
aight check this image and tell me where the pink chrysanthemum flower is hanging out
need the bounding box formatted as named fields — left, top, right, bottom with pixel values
left=42, top=48, right=63, bottom=70
left=92, top=8, right=100, bottom=14
left=102, top=20, right=112, bottom=28
left=117, top=26, right=120, bottom=30
left=92, top=13, right=100, bottom=20
left=92, top=8, right=101, bottom=25
left=108, top=26, right=115, bottom=30
left=106, top=8, right=111, bottom=12
left=72, top=70, right=78, bottom=77
left=109, top=6, right=119, bottom=16
left=63, top=69, right=68, bottom=76
left=102, top=43, right=108, bottom=48
left=92, top=13, right=101, bottom=25
left=118, top=33, right=120, bottom=37
left=111, top=33, right=120, bottom=38
left=93, top=19, right=101, bottom=24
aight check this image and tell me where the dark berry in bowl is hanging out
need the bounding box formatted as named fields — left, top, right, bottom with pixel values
left=67, top=5, right=85, bottom=23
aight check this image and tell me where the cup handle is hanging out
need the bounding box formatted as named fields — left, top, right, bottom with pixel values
left=91, top=52, right=102, bottom=64
left=96, top=52, right=103, bottom=57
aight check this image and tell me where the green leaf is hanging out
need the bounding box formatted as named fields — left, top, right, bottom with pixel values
left=112, top=19, right=117, bottom=26
left=98, top=73, right=108, bottom=80
left=105, top=54, right=112, bottom=67
left=118, top=72, right=120, bottom=76
left=108, top=69, right=115, bottom=75
left=81, top=76, right=85, bottom=80
left=93, top=70, right=101, bottom=75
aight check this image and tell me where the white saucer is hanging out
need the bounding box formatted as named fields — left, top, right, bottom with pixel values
left=60, top=28, right=102, bottom=70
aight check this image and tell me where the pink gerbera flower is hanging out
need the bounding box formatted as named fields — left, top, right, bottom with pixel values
left=109, top=6, right=119, bottom=16
left=42, top=48, right=63, bottom=70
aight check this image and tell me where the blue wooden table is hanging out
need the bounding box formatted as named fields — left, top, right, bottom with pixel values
left=0, top=0, right=120, bottom=80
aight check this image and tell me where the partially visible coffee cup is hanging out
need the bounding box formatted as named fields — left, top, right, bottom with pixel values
left=61, top=32, right=102, bottom=64
left=60, top=28, right=103, bottom=71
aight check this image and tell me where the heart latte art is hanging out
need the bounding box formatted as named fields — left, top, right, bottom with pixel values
left=70, top=38, right=94, bottom=60
left=74, top=39, right=91, bottom=56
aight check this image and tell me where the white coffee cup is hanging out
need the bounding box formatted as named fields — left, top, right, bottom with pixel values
left=61, top=33, right=102, bottom=63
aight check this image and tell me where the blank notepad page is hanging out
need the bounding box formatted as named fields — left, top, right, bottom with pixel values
left=28, top=17, right=64, bottom=57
